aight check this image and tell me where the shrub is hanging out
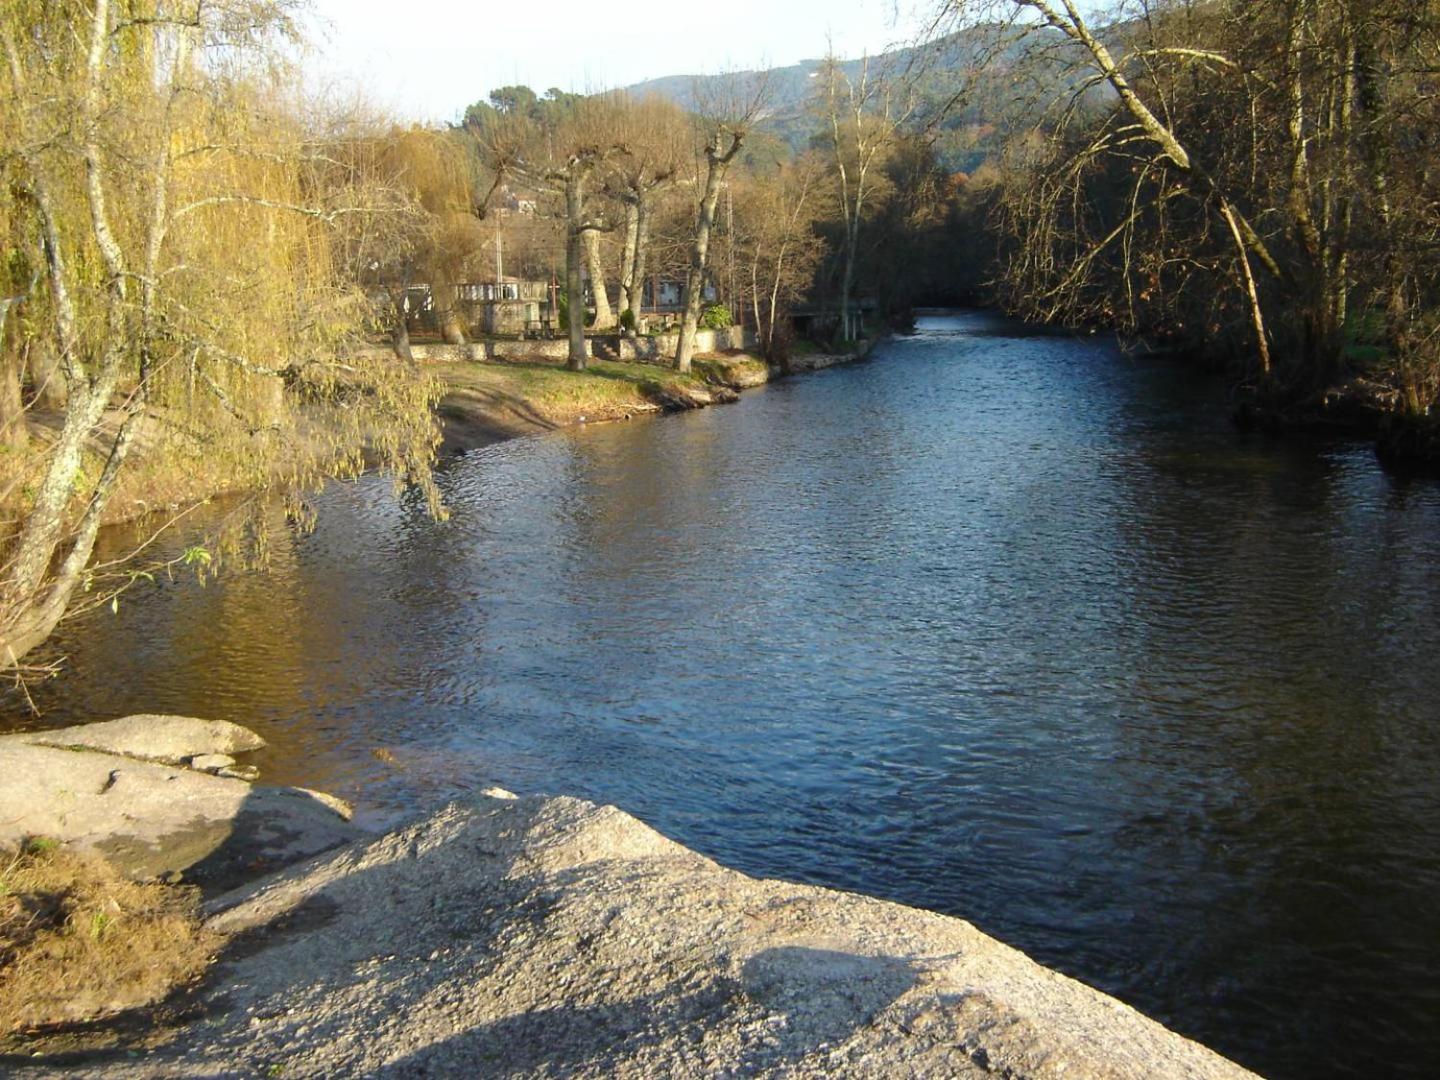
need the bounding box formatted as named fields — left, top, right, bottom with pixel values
left=619, top=308, right=637, bottom=332
left=700, top=304, right=733, bottom=331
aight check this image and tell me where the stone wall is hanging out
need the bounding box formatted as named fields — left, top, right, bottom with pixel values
left=350, top=326, right=752, bottom=367
left=596, top=326, right=753, bottom=364
left=488, top=338, right=590, bottom=362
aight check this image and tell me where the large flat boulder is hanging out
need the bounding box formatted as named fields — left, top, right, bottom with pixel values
left=25, top=794, right=1256, bottom=1078
left=6, top=714, right=265, bottom=765
left=0, top=742, right=358, bottom=889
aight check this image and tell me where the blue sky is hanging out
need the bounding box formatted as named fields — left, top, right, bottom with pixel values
left=304, top=0, right=936, bottom=122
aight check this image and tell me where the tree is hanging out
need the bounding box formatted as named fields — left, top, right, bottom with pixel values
left=732, top=155, right=828, bottom=359
left=361, top=126, right=485, bottom=355
left=0, top=0, right=442, bottom=669
left=472, top=93, right=626, bottom=370
left=607, top=97, right=689, bottom=335
left=817, top=51, right=922, bottom=342
left=942, top=0, right=1440, bottom=396
left=675, top=78, right=770, bottom=372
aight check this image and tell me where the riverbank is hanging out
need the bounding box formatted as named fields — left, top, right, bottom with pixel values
left=4, top=339, right=873, bottom=535
left=432, top=343, right=873, bottom=454
left=1117, top=325, right=1440, bottom=470
left=0, top=719, right=1253, bottom=1078
left=1231, top=374, right=1440, bottom=471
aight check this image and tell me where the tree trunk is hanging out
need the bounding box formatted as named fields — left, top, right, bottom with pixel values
left=26, top=336, right=67, bottom=411
left=565, top=176, right=588, bottom=371
left=390, top=294, right=414, bottom=362
left=0, top=353, right=25, bottom=453
left=676, top=137, right=741, bottom=372
left=585, top=228, right=614, bottom=330
left=434, top=277, right=468, bottom=345
left=1221, top=200, right=1273, bottom=379
left=629, top=201, right=652, bottom=338
left=0, top=380, right=141, bottom=667
left=767, top=237, right=793, bottom=360
left=839, top=218, right=859, bottom=343
left=0, top=342, right=124, bottom=665
left=750, top=258, right=762, bottom=350
left=440, top=309, right=468, bottom=346
left=0, top=298, right=28, bottom=451
left=617, top=200, right=639, bottom=317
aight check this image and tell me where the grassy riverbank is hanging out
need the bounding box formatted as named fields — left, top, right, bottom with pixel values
left=434, top=352, right=779, bottom=452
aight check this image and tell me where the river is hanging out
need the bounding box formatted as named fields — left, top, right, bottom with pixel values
left=8, top=312, right=1440, bottom=1078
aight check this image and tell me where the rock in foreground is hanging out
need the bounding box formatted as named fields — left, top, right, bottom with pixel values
left=43, top=794, right=1254, bottom=1078
left=0, top=718, right=359, bottom=889
left=11, top=714, right=265, bottom=764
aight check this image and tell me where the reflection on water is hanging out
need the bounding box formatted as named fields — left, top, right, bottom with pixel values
left=9, top=312, right=1440, bottom=1079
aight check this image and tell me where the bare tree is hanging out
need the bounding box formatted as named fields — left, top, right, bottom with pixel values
left=817, top=51, right=924, bottom=342
left=675, top=76, right=770, bottom=372
left=943, top=0, right=1293, bottom=375
left=607, top=97, right=689, bottom=335
left=475, top=95, right=628, bottom=370
left=733, top=155, right=828, bottom=359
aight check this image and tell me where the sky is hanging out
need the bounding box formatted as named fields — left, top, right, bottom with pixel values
left=303, top=0, right=937, bottom=123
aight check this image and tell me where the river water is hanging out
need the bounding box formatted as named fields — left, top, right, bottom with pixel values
left=9, top=312, right=1440, bottom=1078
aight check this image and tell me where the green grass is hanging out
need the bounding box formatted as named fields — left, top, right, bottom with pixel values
left=1343, top=308, right=1394, bottom=372
left=692, top=355, right=770, bottom=387
left=432, top=359, right=713, bottom=425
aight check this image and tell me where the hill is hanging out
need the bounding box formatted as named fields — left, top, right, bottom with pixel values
left=618, top=27, right=1030, bottom=173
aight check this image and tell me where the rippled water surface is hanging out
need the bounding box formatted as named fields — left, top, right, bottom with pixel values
left=11, top=313, right=1440, bottom=1078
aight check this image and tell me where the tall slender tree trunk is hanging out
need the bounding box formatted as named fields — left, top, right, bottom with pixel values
left=565, top=176, right=588, bottom=371
left=677, top=135, right=742, bottom=372
left=617, top=200, right=639, bottom=317
left=839, top=218, right=860, bottom=342
left=750, top=259, right=761, bottom=346
left=767, top=238, right=794, bottom=360
left=629, top=201, right=652, bottom=337
left=585, top=228, right=614, bottom=330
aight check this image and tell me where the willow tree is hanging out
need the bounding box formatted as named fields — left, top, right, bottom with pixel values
left=0, top=1, right=442, bottom=669
left=356, top=125, right=485, bottom=357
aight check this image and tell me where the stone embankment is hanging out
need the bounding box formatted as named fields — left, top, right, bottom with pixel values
left=3, top=716, right=1254, bottom=1078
